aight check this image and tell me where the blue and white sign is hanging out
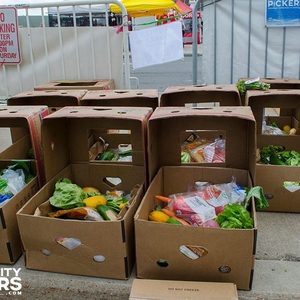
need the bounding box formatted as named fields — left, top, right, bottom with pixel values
left=266, top=0, right=300, bottom=27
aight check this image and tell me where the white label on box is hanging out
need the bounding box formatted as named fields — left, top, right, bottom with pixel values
left=184, top=196, right=216, bottom=222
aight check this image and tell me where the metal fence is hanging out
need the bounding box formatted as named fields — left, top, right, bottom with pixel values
left=200, top=0, right=300, bottom=85
left=0, top=0, right=131, bottom=100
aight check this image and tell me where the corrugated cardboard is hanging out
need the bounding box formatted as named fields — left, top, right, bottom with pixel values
left=80, top=89, right=159, bottom=110
left=147, top=106, right=256, bottom=184
left=34, top=79, right=115, bottom=91
left=239, top=77, right=300, bottom=89
left=135, top=106, right=257, bottom=290
left=0, top=160, right=39, bottom=264
left=246, top=89, right=300, bottom=212
left=7, top=90, right=87, bottom=113
left=159, top=85, right=242, bottom=107
left=16, top=106, right=152, bottom=279
left=0, top=106, right=49, bottom=187
left=129, top=279, right=238, bottom=300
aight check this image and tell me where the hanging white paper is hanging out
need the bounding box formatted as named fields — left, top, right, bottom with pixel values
left=129, top=21, right=184, bottom=69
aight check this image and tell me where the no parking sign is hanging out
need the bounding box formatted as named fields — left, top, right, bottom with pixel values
left=0, top=6, right=21, bottom=65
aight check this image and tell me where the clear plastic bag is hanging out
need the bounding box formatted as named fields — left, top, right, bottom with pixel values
left=1, top=169, right=26, bottom=195
left=167, top=177, right=246, bottom=226
left=203, top=137, right=226, bottom=163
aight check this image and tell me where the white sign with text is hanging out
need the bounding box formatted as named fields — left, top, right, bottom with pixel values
left=0, top=6, right=21, bottom=64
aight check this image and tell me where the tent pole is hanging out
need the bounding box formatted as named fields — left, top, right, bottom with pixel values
left=192, top=0, right=201, bottom=85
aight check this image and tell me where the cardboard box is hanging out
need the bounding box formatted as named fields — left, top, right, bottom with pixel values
left=159, top=85, right=242, bottom=107
left=135, top=106, right=257, bottom=290
left=16, top=106, right=152, bottom=279
left=34, top=79, right=115, bottom=91
left=246, top=89, right=300, bottom=212
left=0, top=106, right=49, bottom=186
left=239, top=77, right=300, bottom=90
left=129, top=279, right=238, bottom=300
left=7, top=90, right=87, bottom=113
left=80, top=89, right=159, bottom=110
left=0, top=160, right=39, bottom=264
left=238, top=78, right=300, bottom=106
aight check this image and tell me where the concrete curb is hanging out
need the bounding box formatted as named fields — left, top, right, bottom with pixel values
left=3, top=256, right=300, bottom=299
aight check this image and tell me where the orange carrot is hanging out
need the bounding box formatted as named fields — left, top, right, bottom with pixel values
left=162, top=207, right=190, bottom=226
left=161, top=207, right=176, bottom=217
left=155, top=195, right=170, bottom=203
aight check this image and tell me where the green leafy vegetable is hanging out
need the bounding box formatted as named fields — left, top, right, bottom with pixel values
left=259, top=145, right=285, bottom=164
left=244, top=186, right=269, bottom=210
left=216, top=186, right=269, bottom=229
left=215, top=204, right=254, bottom=229
left=236, top=80, right=270, bottom=95
left=260, top=145, right=300, bottom=166
left=49, top=178, right=87, bottom=209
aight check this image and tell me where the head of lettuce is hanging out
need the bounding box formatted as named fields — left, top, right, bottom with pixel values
left=49, top=178, right=87, bottom=209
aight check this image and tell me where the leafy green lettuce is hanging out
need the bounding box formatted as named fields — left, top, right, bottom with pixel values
left=49, top=178, right=87, bottom=209
left=215, top=186, right=269, bottom=229
left=215, top=204, right=254, bottom=229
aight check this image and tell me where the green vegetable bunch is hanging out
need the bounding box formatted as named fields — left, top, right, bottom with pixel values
left=260, top=145, right=300, bottom=166
left=215, top=186, right=269, bottom=229
left=236, top=80, right=270, bottom=95
left=259, top=145, right=285, bottom=164
left=49, top=178, right=87, bottom=209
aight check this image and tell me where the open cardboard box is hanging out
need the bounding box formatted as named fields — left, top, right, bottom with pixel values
left=135, top=106, right=257, bottom=290
left=7, top=90, right=87, bottom=114
left=34, top=79, right=115, bottom=91
left=16, top=106, right=152, bottom=279
left=0, top=106, right=48, bottom=187
left=239, top=77, right=300, bottom=90
left=246, top=89, right=300, bottom=212
left=80, top=89, right=159, bottom=110
left=0, top=160, right=39, bottom=264
left=159, top=85, right=242, bottom=107
left=129, top=279, right=238, bottom=300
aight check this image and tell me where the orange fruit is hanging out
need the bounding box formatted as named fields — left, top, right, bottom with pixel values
left=82, top=186, right=99, bottom=193
left=283, top=125, right=291, bottom=134
left=83, top=195, right=107, bottom=208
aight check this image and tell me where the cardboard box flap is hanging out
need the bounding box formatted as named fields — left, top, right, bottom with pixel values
left=80, top=89, right=159, bottom=109
left=245, top=89, right=300, bottom=132
left=34, top=79, right=115, bottom=91
left=0, top=106, right=48, bottom=186
left=42, top=106, right=152, bottom=182
left=129, top=279, right=238, bottom=300
left=7, top=90, right=87, bottom=106
left=147, top=106, right=257, bottom=184
left=160, top=85, right=242, bottom=106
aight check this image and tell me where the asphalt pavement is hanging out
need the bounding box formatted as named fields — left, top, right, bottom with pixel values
left=1, top=46, right=300, bottom=299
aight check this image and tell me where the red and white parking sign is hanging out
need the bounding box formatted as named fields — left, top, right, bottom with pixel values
left=0, top=6, right=21, bottom=65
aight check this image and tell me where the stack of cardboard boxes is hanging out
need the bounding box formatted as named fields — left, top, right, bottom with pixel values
left=0, top=106, right=48, bottom=264
left=1, top=77, right=299, bottom=297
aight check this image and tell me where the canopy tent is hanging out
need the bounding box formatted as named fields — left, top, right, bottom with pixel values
left=176, top=0, right=201, bottom=19
left=110, top=0, right=181, bottom=18
left=175, top=0, right=192, bottom=16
